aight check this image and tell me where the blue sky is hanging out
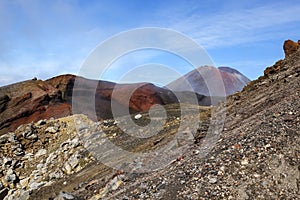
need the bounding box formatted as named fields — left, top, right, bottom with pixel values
left=0, top=0, right=300, bottom=86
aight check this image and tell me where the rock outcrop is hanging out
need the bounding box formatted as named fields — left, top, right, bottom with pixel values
left=264, top=39, right=300, bottom=76
left=0, top=79, right=71, bottom=136
left=283, top=39, right=300, bottom=58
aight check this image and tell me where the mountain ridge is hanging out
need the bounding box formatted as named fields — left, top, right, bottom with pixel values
left=0, top=72, right=223, bottom=135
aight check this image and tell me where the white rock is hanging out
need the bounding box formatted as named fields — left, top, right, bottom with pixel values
left=220, top=166, right=225, bottom=171
left=64, top=163, right=72, bottom=175
left=29, top=181, right=45, bottom=190
left=49, top=170, right=63, bottom=180
left=36, top=164, right=44, bottom=170
left=36, top=119, right=46, bottom=126
left=241, top=158, right=249, bottom=165
left=208, top=176, right=217, bottom=184
left=35, top=149, right=47, bottom=158
left=110, top=175, right=124, bottom=190
left=68, top=156, right=79, bottom=169
left=71, top=138, right=80, bottom=148
left=45, top=126, right=58, bottom=133
left=19, top=177, right=30, bottom=188
left=55, top=191, right=75, bottom=200
left=5, top=171, right=17, bottom=183
left=134, top=114, right=142, bottom=120
left=253, top=173, right=260, bottom=178
left=46, top=153, right=56, bottom=164
left=6, top=169, right=14, bottom=176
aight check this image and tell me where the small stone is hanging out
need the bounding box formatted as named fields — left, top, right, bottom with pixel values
left=264, top=144, right=271, bottom=148
left=55, top=191, right=75, bottom=200
left=35, top=149, right=47, bottom=158
left=71, top=138, right=80, bottom=148
left=217, top=170, right=223, bottom=175
left=45, top=126, right=58, bottom=133
left=74, top=165, right=83, bottom=173
left=134, top=114, right=142, bottom=120
left=64, top=163, right=72, bottom=175
left=37, top=120, right=46, bottom=126
left=19, top=177, right=30, bottom=188
left=6, top=168, right=14, bottom=175
left=233, top=143, right=241, bottom=149
left=5, top=169, right=18, bottom=184
left=36, top=163, right=44, bottom=170
left=49, top=170, right=63, bottom=180
left=110, top=176, right=123, bottom=191
left=253, top=173, right=260, bottom=178
left=241, top=158, right=249, bottom=165
left=29, top=181, right=46, bottom=190
left=14, top=147, right=25, bottom=156
left=68, top=156, right=79, bottom=169
left=26, top=133, right=38, bottom=140
left=22, top=126, right=37, bottom=140
left=208, top=176, right=217, bottom=184
left=220, top=166, right=225, bottom=172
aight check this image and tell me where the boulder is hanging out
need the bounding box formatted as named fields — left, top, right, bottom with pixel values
left=283, top=39, right=300, bottom=58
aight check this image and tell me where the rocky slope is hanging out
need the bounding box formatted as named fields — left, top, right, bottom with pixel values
left=167, top=66, right=250, bottom=96
left=0, top=40, right=299, bottom=200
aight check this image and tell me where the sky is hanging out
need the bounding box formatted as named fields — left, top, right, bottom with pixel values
left=0, top=0, right=300, bottom=86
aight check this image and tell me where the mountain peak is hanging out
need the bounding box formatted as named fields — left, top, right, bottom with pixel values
left=167, top=66, right=250, bottom=97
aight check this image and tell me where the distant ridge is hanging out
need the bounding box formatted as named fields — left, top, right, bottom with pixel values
left=0, top=74, right=214, bottom=135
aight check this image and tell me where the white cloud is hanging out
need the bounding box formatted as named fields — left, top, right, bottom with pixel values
left=1, top=1, right=299, bottom=86
left=166, top=3, right=300, bottom=48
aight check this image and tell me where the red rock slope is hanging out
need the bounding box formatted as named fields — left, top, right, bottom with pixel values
left=0, top=79, right=71, bottom=135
